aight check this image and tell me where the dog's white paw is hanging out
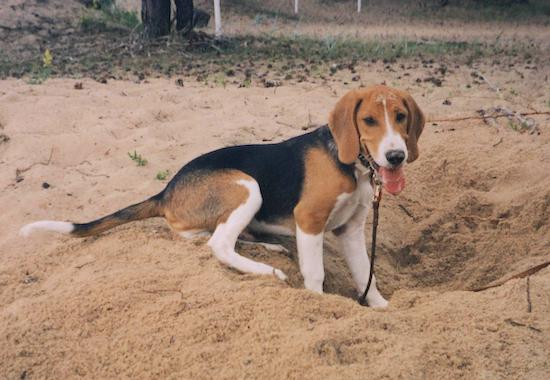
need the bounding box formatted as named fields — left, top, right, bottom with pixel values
left=273, top=268, right=288, bottom=281
left=368, top=294, right=389, bottom=308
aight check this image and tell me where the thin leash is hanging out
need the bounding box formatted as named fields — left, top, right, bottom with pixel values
left=357, top=151, right=383, bottom=307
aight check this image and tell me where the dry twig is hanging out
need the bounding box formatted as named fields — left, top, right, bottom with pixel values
left=472, top=261, right=550, bottom=292
left=15, top=148, right=54, bottom=182
left=430, top=110, right=548, bottom=135
left=492, top=137, right=503, bottom=147
left=75, top=260, right=96, bottom=269
left=429, top=111, right=550, bottom=123
left=504, top=318, right=541, bottom=333
left=142, top=288, right=184, bottom=299
left=476, top=72, right=501, bottom=94
left=526, top=276, right=532, bottom=313
left=398, top=204, right=415, bottom=219
left=75, top=169, right=110, bottom=178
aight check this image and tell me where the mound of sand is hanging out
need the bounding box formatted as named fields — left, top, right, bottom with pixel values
left=0, top=76, right=549, bottom=378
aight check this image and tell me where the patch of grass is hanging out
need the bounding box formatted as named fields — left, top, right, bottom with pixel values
left=80, top=15, right=109, bottom=33
left=80, top=1, right=140, bottom=33
left=107, top=8, right=140, bottom=29
left=213, top=73, right=227, bottom=87
left=231, top=0, right=299, bottom=21
left=508, top=120, right=530, bottom=132
left=3, top=25, right=542, bottom=84
left=240, top=78, right=252, bottom=88
left=128, top=151, right=148, bottom=166
left=155, top=170, right=170, bottom=181
left=409, top=0, right=550, bottom=23
left=27, top=49, right=53, bottom=84
left=218, top=35, right=511, bottom=63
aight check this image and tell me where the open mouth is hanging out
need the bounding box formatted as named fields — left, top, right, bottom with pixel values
left=378, top=166, right=405, bottom=195
left=358, top=148, right=406, bottom=196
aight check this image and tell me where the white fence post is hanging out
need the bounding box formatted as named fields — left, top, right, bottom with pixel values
left=214, top=0, right=222, bottom=37
left=357, top=0, right=361, bottom=13
left=294, top=0, right=299, bottom=14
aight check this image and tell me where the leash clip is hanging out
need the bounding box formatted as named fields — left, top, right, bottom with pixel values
left=368, top=160, right=383, bottom=204
left=373, top=180, right=382, bottom=203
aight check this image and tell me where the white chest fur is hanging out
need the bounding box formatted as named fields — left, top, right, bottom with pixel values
left=325, top=170, right=373, bottom=231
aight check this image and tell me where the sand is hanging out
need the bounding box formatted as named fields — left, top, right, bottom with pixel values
left=0, top=71, right=549, bottom=379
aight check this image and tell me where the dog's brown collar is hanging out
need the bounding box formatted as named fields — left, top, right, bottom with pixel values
left=358, top=151, right=378, bottom=171
left=357, top=147, right=382, bottom=191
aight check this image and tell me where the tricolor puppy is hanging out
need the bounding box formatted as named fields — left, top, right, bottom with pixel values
left=20, top=85, right=424, bottom=307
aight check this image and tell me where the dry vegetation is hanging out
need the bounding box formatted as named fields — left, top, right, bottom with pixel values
left=1, top=0, right=549, bottom=84
left=1, top=0, right=550, bottom=379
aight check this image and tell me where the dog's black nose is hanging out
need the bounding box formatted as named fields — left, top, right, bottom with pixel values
left=385, top=150, right=405, bottom=166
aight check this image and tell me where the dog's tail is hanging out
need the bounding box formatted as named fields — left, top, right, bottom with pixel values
left=20, top=193, right=164, bottom=238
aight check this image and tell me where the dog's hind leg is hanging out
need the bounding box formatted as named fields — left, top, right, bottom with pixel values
left=164, top=170, right=287, bottom=280
left=206, top=177, right=287, bottom=281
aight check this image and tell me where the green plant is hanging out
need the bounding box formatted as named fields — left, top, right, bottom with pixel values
left=27, top=49, right=53, bottom=84
left=254, top=14, right=268, bottom=25
left=80, top=15, right=108, bottom=32
left=128, top=151, right=148, bottom=166
left=213, top=73, right=227, bottom=88
left=507, top=120, right=529, bottom=132
left=92, top=0, right=114, bottom=9
left=107, top=8, right=140, bottom=29
left=156, top=170, right=170, bottom=181
left=80, top=1, right=140, bottom=33
left=240, top=78, right=252, bottom=88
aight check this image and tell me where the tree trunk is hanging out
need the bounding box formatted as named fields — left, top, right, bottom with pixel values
left=175, top=0, right=194, bottom=33
left=141, top=0, right=171, bottom=38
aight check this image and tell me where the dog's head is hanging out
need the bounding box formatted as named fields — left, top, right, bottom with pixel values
left=328, top=85, right=425, bottom=194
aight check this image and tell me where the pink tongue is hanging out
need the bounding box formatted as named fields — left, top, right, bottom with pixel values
left=379, top=167, right=406, bottom=195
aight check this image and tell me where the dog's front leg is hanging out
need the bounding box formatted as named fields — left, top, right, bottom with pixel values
left=335, top=205, right=388, bottom=308
left=296, top=226, right=325, bottom=294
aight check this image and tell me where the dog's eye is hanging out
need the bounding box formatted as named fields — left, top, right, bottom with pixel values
left=396, top=112, right=406, bottom=123
left=364, top=116, right=376, bottom=126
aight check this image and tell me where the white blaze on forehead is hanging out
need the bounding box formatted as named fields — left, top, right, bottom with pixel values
left=373, top=95, right=408, bottom=167
left=375, top=94, right=397, bottom=135
left=382, top=97, right=394, bottom=134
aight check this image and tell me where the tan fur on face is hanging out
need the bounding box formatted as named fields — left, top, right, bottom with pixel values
left=294, top=148, right=356, bottom=234
left=163, top=170, right=253, bottom=233
left=394, top=89, right=425, bottom=163
left=328, top=85, right=425, bottom=164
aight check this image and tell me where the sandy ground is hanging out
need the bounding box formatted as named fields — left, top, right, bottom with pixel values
left=0, top=66, right=549, bottom=378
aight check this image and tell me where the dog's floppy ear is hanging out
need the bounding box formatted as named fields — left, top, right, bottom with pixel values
left=400, top=91, right=425, bottom=163
left=328, top=90, right=363, bottom=164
